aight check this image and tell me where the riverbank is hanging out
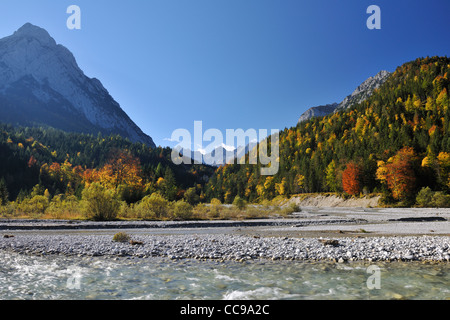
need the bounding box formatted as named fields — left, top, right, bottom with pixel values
left=1, top=232, right=449, bottom=263
left=287, top=194, right=381, bottom=208
left=1, top=207, right=449, bottom=263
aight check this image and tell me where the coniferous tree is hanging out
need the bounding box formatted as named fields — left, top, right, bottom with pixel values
left=0, top=178, right=9, bottom=205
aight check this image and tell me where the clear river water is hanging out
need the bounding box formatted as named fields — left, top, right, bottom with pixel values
left=0, top=251, right=448, bottom=300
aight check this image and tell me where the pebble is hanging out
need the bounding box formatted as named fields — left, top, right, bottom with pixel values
left=391, top=293, right=404, bottom=300
left=0, top=232, right=449, bottom=263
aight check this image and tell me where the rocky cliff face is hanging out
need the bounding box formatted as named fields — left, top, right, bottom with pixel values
left=334, top=70, right=391, bottom=112
left=0, top=23, right=156, bottom=147
left=297, top=103, right=338, bottom=124
left=298, top=70, right=391, bottom=124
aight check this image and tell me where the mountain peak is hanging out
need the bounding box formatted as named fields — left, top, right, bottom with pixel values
left=335, top=70, right=391, bottom=112
left=0, top=23, right=156, bottom=148
left=298, top=103, right=338, bottom=124
left=13, top=23, right=55, bottom=46
left=298, top=70, right=391, bottom=124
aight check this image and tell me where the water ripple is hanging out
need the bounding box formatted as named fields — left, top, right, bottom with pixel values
left=0, top=251, right=448, bottom=300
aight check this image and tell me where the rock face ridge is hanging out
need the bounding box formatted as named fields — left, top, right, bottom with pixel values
left=298, top=70, right=391, bottom=124
left=0, top=23, right=155, bottom=147
left=297, top=103, right=338, bottom=124
left=335, top=70, right=391, bottom=112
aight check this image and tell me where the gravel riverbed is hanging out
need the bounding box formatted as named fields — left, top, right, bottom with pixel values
left=1, top=232, right=449, bottom=263
left=1, top=211, right=449, bottom=263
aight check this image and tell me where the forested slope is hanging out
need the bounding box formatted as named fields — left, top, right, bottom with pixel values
left=206, top=56, right=450, bottom=205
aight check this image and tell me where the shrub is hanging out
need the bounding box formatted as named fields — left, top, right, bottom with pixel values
left=134, top=193, right=170, bottom=220
left=113, top=232, right=130, bottom=243
left=219, top=207, right=241, bottom=220
left=116, top=184, right=144, bottom=204
left=432, top=192, right=450, bottom=208
left=184, top=187, right=200, bottom=205
left=172, top=200, right=193, bottom=220
left=208, top=198, right=222, bottom=219
left=232, top=196, right=246, bottom=211
left=416, top=187, right=450, bottom=208
left=17, top=195, right=49, bottom=216
left=46, top=194, right=81, bottom=219
left=81, top=183, right=120, bottom=221
left=0, top=203, right=15, bottom=217
left=192, top=203, right=209, bottom=220
left=416, top=187, right=434, bottom=207
left=280, top=202, right=301, bottom=215
left=117, top=201, right=134, bottom=220
left=242, top=206, right=269, bottom=219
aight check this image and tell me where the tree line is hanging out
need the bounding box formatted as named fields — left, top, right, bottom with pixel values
left=1, top=56, right=449, bottom=217
left=204, top=56, right=450, bottom=207
left=0, top=125, right=214, bottom=206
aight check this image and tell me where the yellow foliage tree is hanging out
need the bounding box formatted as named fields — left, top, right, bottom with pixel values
left=275, top=178, right=288, bottom=196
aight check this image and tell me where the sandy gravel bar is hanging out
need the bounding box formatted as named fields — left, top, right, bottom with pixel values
left=1, top=232, right=449, bottom=263
left=1, top=208, right=449, bottom=262
left=0, top=217, right=363, bottom=231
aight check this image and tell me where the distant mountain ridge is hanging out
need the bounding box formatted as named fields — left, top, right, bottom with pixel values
left=0, top=23, right=156, bottom=148
left=335, top=70, right=391, bottom=112
left=298, top=103, right=338, bottom=123
left=176, top=140, right=258, bottom=167
left=298, top=70, right=391, bottom=124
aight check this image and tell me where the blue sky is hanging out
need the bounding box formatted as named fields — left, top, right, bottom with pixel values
left=0, top=0, right=449, bottom=149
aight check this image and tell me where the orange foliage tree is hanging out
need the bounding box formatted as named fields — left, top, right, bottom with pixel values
left=40, top=159, right=84, bottom=195
left=376, top=147, right=417, bottom=200
left=342, top=162, right=362, bottom=195
left=82, top=150, right=143, bottom=191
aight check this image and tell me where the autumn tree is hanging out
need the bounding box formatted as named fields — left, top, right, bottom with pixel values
left=342, top=162, right=362, bottom=195
left=28, top=156, right=37, bottom=168
left=325, top=160, right=339, bottom=192
left=81, top=183, right=120, bottom=221
left=436, top=88, right=449, bottom=112
left=134, top=193, right=170, bottom=220
left=81, top=150, right=144, bottom=202
left=100, top=150, right=143, bottom=190
left=172, top=200, right=193, bottom=220
left=376, top=147, right=417, bottom=201
left=45, top=160, right=83, bottom=195
left=275, top=177, right=288, bottom=196
left=437, top=152, right=450, bottom=189
left=295, top=174, right=305, bottom=193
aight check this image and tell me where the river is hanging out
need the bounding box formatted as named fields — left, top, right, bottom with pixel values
left=0, top=251, right=448, bottom=300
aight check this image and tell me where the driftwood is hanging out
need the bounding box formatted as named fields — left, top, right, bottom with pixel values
left=319, top=239, right=340, bottom=247
left=129, top=240, right=144, bottom=246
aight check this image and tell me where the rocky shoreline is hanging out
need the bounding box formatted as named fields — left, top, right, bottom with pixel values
left=1, top=232, right=449, bottom=263
left=1, top=212, right=449, bottom=263
left=0, top=217, right=364, bottom=231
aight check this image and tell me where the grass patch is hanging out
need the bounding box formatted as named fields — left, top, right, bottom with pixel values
left=112, top=232, right=131, bottom=243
